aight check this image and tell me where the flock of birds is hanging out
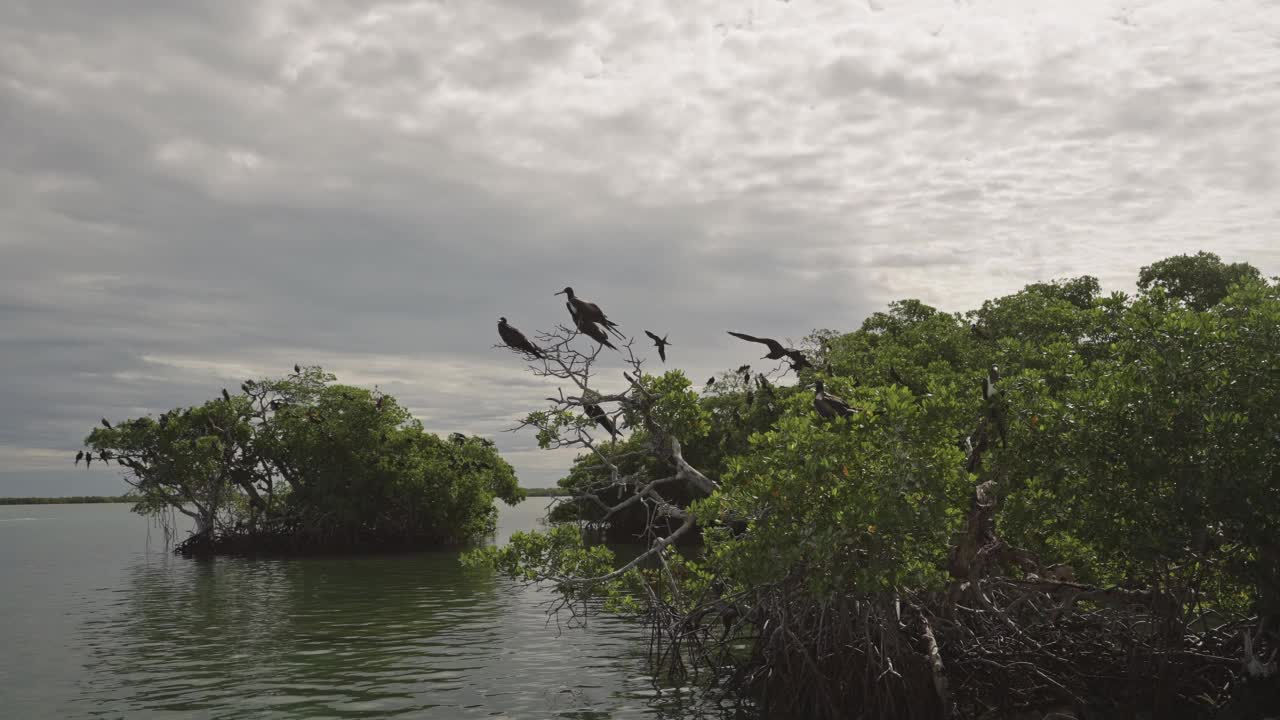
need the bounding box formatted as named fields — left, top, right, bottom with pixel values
left=494, top=286, right=956, bottom=428
left=497, top=287, right=1011, bottom=455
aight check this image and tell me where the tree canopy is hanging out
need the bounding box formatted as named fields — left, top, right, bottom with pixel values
left=80, top=367, right=523, bottom=553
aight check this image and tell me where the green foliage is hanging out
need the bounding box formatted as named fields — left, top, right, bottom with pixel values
left=1137, top=250, right=1263, bottom=310
left=477, top=253, right=1279, bottom=626
left=82, top=368, right=523, bottom=550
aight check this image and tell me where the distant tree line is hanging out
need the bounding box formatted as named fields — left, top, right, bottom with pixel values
left=0, top=495, right=134, bottom=505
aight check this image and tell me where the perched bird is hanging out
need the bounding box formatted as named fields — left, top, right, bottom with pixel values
left=498, top=317, right=545, bottom=358
left=983, top=365, right=1001, bottom=402
left=101, top=418, right=111, bottom=429
left=294, top=364, right=301, bottom=374
left=583, top=403, right=618, bottom=439
left=889, top=365, right=930, bottom=399
left=241, top=381, right=253, bottom=394
left=569, top=304, right=618, bottom=350
left=982, top=366, right=1007, bottom=448
left=375, top=396, right=386, bottom=411
left=706, top=377, right=716, bottom=388
left=756, top=373, right=773, bottom=394
left=84, top=452, right=93, bottom=468
left=644, top=330, right=671, bottom=363
left=221, top=388, right=231, bottom=402
left=813, top=379, right=856, bottom=419
left=75, top=450, right=84, bottom=466
left=556, top=287, right=624, bottom=339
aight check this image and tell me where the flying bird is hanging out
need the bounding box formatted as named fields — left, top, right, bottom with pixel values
left=727, top=331, right=813, bottom=373
left=813, top=380, right=856, bottom=419
left=556, top=287, right=624, bottom=339
left=644, top=330, right=671, bottom=363
left=498, top=317, right=545, bottom=359
left=568, top=303, right=617, bottom=350
left=584, top=403, right=618, bottom=439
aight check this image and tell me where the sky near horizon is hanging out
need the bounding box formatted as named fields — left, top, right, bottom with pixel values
left=2, top=0, right=1278, bottom=495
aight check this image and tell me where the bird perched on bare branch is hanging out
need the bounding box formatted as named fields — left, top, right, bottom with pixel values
left=498, top=317, right=544, bottom=359
left=568, top=303, right=617, bottom=350
left=556, top=287, right=624, bottom=340
left=584, top=403, right=618, bottom=439
left=644, top=330, right=671, bottom=362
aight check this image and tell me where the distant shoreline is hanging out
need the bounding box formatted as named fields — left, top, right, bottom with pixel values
left=0, top=495, right=134, bottom=505
left=1, top=488, right=568, bottom=505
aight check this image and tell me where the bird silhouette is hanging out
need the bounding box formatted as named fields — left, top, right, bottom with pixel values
left=727, top=331, right=812, bottom=373
left=644, top=330, right=671, bottom=363
left=583, top=403, right=618, bottom=439
left=75, top=450, right=84, bottom=466
left=813, top=380, right=856, bottom=419
left=84, top=452, right=93, bottom=468
left=568, top=303, right=617, bottom=350
left=556, top=287, right=624, bottom=340
left=294, top=364, right=301, bottom=374
left=706, top=377, right=716, bottom=388
left=101, top=418, right=111, bottom=429
left=982, top=365, right=1007, bottom=448
left=221, top=388, right=231, bottom=402
left=498, top=317, right=545, bottom=358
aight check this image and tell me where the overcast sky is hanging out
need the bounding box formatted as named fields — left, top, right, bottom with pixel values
left=2, top=0, right=1277, bottom=495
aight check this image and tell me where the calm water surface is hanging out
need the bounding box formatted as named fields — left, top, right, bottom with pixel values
left=0, top=501, right=735, bottom=719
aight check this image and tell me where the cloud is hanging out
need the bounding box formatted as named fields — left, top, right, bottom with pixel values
left=1, top=0, right=1278, bottom=494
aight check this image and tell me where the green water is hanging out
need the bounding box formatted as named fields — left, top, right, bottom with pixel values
left=0, top=501, right=731, bottom=719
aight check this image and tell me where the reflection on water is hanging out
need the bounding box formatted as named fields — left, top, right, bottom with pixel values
left=0, top=501, right=745, bottom=719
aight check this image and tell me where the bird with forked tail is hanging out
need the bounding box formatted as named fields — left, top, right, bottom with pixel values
left=644, top=330, right=671, bottom=363
left=557, top=287, right=625, bottom=340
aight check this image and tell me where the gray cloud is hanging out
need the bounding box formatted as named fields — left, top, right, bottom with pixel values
left=2, top=0, right=1278, bottom=494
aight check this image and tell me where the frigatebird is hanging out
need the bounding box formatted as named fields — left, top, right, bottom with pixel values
left=568, top=304, right=617, bottom=350
left=221, top=388, right=231, bottom=402
left=294, top=364, right=301, bottom=374
left=84, top=452, right=93, bottom=468
left=75, top=450, right=84, bottom=466
left=644, top=331, right=671, bottom=363
left=813, top=380, right=856, bottom=419
left=556, top=287, right=624, bottom=340
left=756, top=373, right=773, bottom=394
left=889, top=365, right=931, bottom=399
left=101, top=418, right=111, bottom=429
left=584, top=403, right=618, bottom=439
left=982, top=365, right=1001, bottom=402
left=706, top=377, right=716, bottom=388
left=498, top=317, right=544, bottom=358
left=982, top=365, right=1007, bottom=448
left=727, top=331, right=812, bottom=372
